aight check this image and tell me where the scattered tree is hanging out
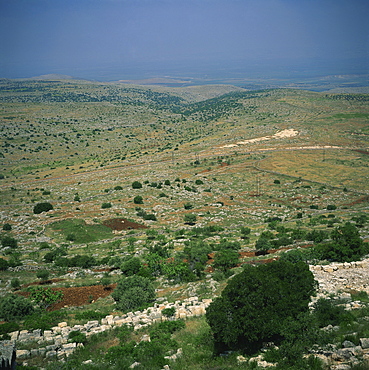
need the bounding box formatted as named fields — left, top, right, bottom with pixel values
left=132, top=181, right=142, bottom=189
left=133, top=195, right=143, bottom=204
left=36, top=270, right=50, bottom=282
left=184, top=214, right=197, bottom=225
left=121, top=257, right=142, bottom=276
left=0, top=258, right=9, bottom=271
left=33, top=202, right=53, bottom=214
left=101, top=202, right=112, bottom=209
left=111, top=275, right=155, bottom=312
left=1, top=236, right=18, bottom=249
left=2, top=223, right=12, bottom=231
left=0, top=294, right=34, bottom=321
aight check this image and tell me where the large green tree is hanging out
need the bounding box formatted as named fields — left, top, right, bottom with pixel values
left=206, top=260, right=316, bottom=354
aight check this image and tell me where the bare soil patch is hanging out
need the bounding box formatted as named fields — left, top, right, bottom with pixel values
left=102, top=218, right=148, bottom=231
left=18, top=284, right=117, bottom=311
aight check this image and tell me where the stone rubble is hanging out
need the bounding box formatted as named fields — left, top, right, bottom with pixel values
left=7, top=297, right=211, bottom=364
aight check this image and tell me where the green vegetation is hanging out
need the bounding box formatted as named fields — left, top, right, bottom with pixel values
left=33, top=202, right=53, bottom=214
left=0, top=80, right=369, bottom=368
left=206, top=260, right=315, bottom=354
left=111, top=275, right=156, bottom=312
left=46, top=219, right=112, bottom=243
left=0, top=294, right=35, bottom=321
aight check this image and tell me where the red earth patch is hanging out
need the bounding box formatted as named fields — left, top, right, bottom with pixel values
left=102, top=218, right=148, bottom=231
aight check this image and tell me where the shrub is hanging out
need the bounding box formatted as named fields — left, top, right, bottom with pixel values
left=240, top=226, right=251, bottom=239
left=111, top=275, right=156, bottom=313
left=327, top=204, right=337, bottom=210
left=0, top=258, right=9, bottom=271
left=274, top=179, right=281, bottom=184
left=255, top=237, right=272, bottom=254
left=132, top=181, right=142, bottom=189
left=213, top=249, right=239, bottom=272
left=74, top=310, right=106, bottom=321
left=0, top=294, right=34, bottom=321
left=184, top=214, right=197, bottom=225
left=121, top=257, right=142, bottom=276
left=101, top=202, right=112, bottom=209
left=23, top=310, right=67, bottom=331
left=36, top=269, right=50, bottom=282
left=66, top=233, right=76, bottom=241
left=184, top=202, right=193, bottom=210
left=133, top=195, right=143, bottom=204
left=314, top=222, right=369, bottom=262
left=114, top=185, right=123, bottom=190
left=10, top=278, right=20, bottom=289
left=1, top=236, right=17, bottom=248
left=33, top=202, right=53, bottom=214
left=0, top=322, right=20, bottom=335
left=313, top=298, right=354, bottom=327
left=2, top=223, right=12, bottom=231
left=195, top=179, right=204, bottom=185
left=68, top=330, right=87, bottom=344
left=161, top=307, right=176, bottom=318
left=143, top=213, right=157, bottom=221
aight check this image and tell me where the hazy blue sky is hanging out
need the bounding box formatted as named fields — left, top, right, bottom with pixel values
left=0, top=0, right=368, bottom=80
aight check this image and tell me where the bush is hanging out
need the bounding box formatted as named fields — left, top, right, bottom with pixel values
left=33, top=202, right=53, bottom=214
left=132, top=181, right=142, bottom=189
left=0, top=258, right=9, bottom=271
left=143, top=213, right=157, bottom=221
left=36, top=269, right=50, bottom=282
left=121, top=257, right=142, bottom=276
left=74, top=310, right=106, bottom=321
left=313, top=298, right=354, bottom=327
left=114, top=185, right=123, bottom=190
left=10, top=278, right=20, bottom=289
left=133, top=195, right=143, bottom=204
left=1, top=236, right=18, bottom=248
left=0, top=322, right=20, bottom=335
left=314, top=222, right=369, bottom=262
left=0, top=294, right=34, bottom=321
left=213, top=249, right=239, bottom=272
left=327, top=204, right=337, bottom=210
left=23, top=310, right=67, bottom=331
left=184, top=214, right=197, bottom=225
left=206, top=260, right=315, bottom=354
left=2, top=223, right=12, bottom=231
left=184, top=202, right=193, bottom=210
left=161, top=307, right=176, bottom=318
left=68, top=330, right=87, bottom=344
left=255, top=237, right=272, bottom=254
left=111, top=275, right=156, bottom=313
left=101, top=202, right=112, bottom=209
